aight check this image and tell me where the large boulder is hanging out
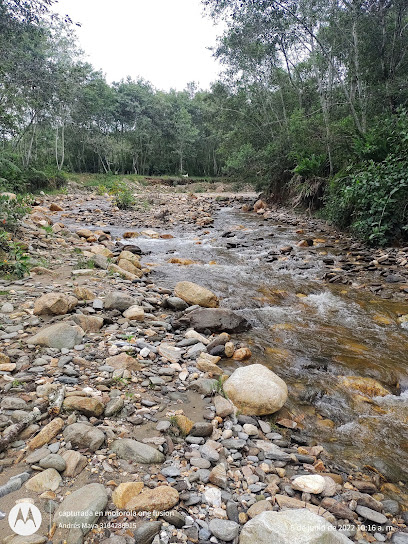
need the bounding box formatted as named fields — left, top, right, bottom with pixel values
left=179, top=308, right=250, bottom=333
left=174, top=281, right=219, bottom=308
left=223, top=364, right=287, bottom=416
left=53, top=483, right=108, bottom=536
left=26, top=323, right=84, bottom=349
left=111, top=438, right=165, bottom=464
left=239, top=509, right=353, bottom=544
left=33, top=293, right=78, bottom=315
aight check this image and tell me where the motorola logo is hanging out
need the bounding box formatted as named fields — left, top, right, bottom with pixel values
left=8, top=500, right=42, bottom=536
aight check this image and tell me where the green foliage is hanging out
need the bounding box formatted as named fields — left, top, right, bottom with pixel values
left=76, top=256, right=95, bottom=269
left=0, top=232, right=31, bottom=278
left=109, top=180, right=135, bottom=209
left=324, top=111, right=408, bottom=245
left=293, top=155, right=327, bottom=178
left=0, top=194, right=32, bottom=232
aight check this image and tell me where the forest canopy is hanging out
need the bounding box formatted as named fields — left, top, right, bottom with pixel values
left=0, top=0, right=407, bottom=244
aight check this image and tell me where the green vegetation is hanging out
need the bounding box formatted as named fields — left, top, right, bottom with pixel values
left=1, top=0, right=407, bottom=244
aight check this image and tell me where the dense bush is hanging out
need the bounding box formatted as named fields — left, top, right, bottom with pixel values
left=324, top=111, right=408, bottom=245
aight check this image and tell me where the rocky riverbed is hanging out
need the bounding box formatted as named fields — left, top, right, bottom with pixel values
left=0, top=186, right=407, bottom=544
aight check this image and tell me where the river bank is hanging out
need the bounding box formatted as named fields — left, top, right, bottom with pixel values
left=0, top=185, right=407, bottom=544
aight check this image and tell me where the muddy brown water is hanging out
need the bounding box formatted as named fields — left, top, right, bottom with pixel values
left=69, top=201, right=408, bottom=483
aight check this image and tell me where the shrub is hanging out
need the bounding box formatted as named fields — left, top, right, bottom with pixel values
left=0, top=194, right=32, bottom=232
left=109, top=180, right=135, bottom=209
left=0, top=232, right=31, bottom=278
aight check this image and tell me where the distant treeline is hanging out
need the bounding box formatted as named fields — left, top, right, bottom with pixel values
left=1, top=0, right=408, bottom=244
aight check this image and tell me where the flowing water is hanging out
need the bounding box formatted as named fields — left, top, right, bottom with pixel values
left=74, top=201, right=408, bottom=482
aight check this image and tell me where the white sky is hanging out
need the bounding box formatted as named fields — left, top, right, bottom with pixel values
left=53, top=0, right=223, bottom=91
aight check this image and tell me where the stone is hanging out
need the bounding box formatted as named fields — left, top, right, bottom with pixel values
left=209, top=519, right=239, bottom=542
left=39, top=454, right=66, bottom=472
left=63, top=423, right=105, bottom=451
left=391, top=534, right=408, bottom=544
left=209, top=464, right=227, bottom=488
left=223, top=364, right=287, bottom=416
left=118, top=259, right=143, bottom=277
left=73, top=287, right=95, bottom=300
left=126, top=486, right=179, bottom=512
left=214, top=395, right=234, bottom=417
left=274, top=495, right=335, bottom=523
left=123, top=305, right=145, bottom=321
left=182, top=308, right=251, bottom=333
left=76, top=228, right=94, bottom=239
left=28, top=418, right=64, bottom=450
left=27, top=323, right=84, bottom=350
left=174, top=281, right=219, bottom=308
left=119, top=250, right=142, bottom=267
left=132, top=522, right=162, bottom=544
left=112, top=482, right=144, bottom=508
left=196, top=352, right=223, bottom=375
left=62, top=450, right=88, bottom=477
left=174, top=414, right=194, bottom=435
left=53, top=483, right=108, bottom=535
left=355, top=505, right=387, bottom=524
left=104, top=397, right=124, bottom=417
left=111, top=438, right=165, bottom=463
left=247, top=500, right=273, bottom=518
left=63, top=396, right=104, bottom=417
left=240, top=510, right=353, bottom=543
left=158, top=343, right=183, bottom=363
left=232, top=347, right=252, bottom=360
left=105, top=352, right=141, bottom=371
left=72, top=314, right=104, bottom=333
left=25, top=468, right=62, bottom=492
left=292, top=475, right=326, bottom=494
left=190, top=422, right=213, bottom=437
left=104, top=291, right=135, bottom=311
left=33, top=293, right=78, bottom=315
left=0, top=353, right=11, bottom=365
left=166, top=297, right=188, bottom=310
left=94, top=254, right=108, bottom=269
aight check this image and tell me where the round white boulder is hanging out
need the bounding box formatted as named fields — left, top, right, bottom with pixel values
left=292, top=474, right=326, bottom=494
left=223, top=364, right=287, bottom=416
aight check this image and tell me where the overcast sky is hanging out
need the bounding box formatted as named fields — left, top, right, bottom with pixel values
left=53, top=0, right=223, bottom=91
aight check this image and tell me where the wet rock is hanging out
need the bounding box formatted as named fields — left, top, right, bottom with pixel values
left=63, top=396, right=104, bottom=417
left=223, top=364, right=287, bottom=416
left=126, top=485, right=179, bottom=512
left=63, top=422, right=105, bottom=451
left=111, top=438, right=165, bottom=463
left=174, top=281, right=219, bottom=308
left=240, top=509, right=353, bottom=543
left=33, top=293, right=78, bottom=316
left=53, top=483, right=108, bottom=536
left=27, top=322, right=84, bottom=349
left=181, top=307, right=251, bottom=333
